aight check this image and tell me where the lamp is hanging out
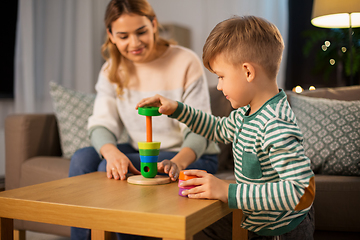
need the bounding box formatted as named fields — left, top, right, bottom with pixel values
left=311, top=0, right=360, bottom=85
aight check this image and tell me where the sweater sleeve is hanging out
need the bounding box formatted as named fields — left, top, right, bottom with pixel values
left=87, top=66, right=124, bottom=141
left=170, top=102, right=238, bottom=145
left=180, top=128, right=208, bottom=159
left=89, top=126, right=117, bottom=155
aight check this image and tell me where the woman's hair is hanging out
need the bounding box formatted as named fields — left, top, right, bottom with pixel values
left=102, top=0, right=171, bottom=96
left=203, top=16, right=284, bottom=80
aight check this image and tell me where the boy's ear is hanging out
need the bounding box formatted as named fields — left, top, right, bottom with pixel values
left=242, top=63, right=255, bottom=83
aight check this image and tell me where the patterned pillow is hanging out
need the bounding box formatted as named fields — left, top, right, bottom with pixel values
left=49, top=82, right=96, bottom=158
left=289, top=93, right=360, bottom=176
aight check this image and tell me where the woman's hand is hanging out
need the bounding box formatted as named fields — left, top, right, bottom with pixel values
left=179, top=170, right=230, bottom=203
left=158, top=160, right=179, bottom=181
left=100, top=144, right=140, bottom=180
left=136, top=94, right=178, bottom=116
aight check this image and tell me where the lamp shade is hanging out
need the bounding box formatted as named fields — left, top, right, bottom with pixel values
left=311, top=0, right=360, bottom=28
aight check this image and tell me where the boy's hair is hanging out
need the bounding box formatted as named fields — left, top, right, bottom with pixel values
left=203, top=15, right=284, bottom=80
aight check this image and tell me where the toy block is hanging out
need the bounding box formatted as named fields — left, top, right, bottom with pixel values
left=139, top=148, right=160, bottom=156
left=179, top=170, right=206, bottom=181
left=178, top=187, right=188, bottom=197
left=138, top=142, right=161, bottom=149
left=141, top=162, right=157, bottom=178
left=138, top=106, right=162, bottom=117
left=127, top=106, right=171, bottom=184
left=140, top=155, right=159, bottom=163
left=138, top=107, right=161, bottom=142
left=178, top=170, right=206, bottom=197
left=178, top=180, right=197, bottom=189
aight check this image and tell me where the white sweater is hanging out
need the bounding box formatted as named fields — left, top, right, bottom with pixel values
left=88, top=45, right=219, bottom=156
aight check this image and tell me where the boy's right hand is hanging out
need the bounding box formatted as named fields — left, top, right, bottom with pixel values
left=136, top=94, right=178, bottom=116
left=179, top=170, right=229, bottom=203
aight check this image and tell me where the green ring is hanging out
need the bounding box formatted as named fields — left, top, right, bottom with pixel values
left=138, top=107, right=161, bottom=116
left=139, top=149, right=160, bottom=156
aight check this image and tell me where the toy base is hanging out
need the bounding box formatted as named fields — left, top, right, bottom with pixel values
left=127, top=175, right=171, bottom=185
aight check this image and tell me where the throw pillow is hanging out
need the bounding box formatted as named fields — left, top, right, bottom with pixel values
left=289, top=93, right=360, bottom=176
left=50, top=82, right=96, bottom=158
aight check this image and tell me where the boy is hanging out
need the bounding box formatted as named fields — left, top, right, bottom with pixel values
left=136, top=16, right=315, bottom=239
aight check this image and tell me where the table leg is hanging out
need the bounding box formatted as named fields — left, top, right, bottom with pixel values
left=0, top=217, right=14, bottom=240
left=14, top=230, right=25, bottom=240
left=91, top=229, right=111, bottom=240
left=232, top=209, right=248, bottom=240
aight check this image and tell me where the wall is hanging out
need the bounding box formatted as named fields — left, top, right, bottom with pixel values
left=148, top=0, right=288, bottom=87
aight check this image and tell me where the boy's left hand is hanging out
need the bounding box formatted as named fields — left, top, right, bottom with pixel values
left=158, top=160, right=179, bottom=181
left=179, top=170, right=230, bottom=203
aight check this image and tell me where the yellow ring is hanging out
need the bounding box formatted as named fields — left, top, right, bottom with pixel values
left=138, top=142, right=161, bottom=150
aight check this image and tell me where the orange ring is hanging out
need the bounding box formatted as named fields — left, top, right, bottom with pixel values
left=179, top=170, right=206, bottom=180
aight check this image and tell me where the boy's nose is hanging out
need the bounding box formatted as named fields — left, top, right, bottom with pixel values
left=217, top=81, right=222, bottom=91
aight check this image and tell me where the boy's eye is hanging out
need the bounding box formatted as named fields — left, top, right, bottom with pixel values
left=217, top=76, right=223, bottom=80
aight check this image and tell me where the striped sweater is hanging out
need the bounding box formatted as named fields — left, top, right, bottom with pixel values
left=171, top=90, right=315, bottom=236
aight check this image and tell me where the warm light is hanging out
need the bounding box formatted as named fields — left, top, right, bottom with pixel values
left=341, top=47, right=347, bottom=52
left=312, top=13, right=360, bottom=28
left=329, top=59, right=336, bottom=65
left=292, top=85, right=304, bottom=93
left=325, top=41, right=331, bottom=47
left=309, top=86, right=316, bottom=91
left=322, top=45, right=327, bottom=51
left=311, top=0, right=360, bottom=28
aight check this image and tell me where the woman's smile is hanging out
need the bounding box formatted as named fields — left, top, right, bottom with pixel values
left=129, top=47, right=145, bottom=55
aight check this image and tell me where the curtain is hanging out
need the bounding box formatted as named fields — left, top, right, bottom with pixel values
left=0, top=0, right=109, bottom=177
left=14, top=0, right=109, bottom=114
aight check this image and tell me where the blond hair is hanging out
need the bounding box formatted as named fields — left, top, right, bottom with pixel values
left=203, top=16, right=284, bottom=79
left=102, top=0, right=171, bottom=96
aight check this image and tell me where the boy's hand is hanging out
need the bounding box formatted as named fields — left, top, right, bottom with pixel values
left=157, top=160, right=179, bottom=181
left=179, top=170, right=230, bottom=203
left=136, top=94, right=178, bottom=116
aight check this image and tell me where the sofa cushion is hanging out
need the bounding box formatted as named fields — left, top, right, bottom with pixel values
left=19, top=157, right=70, bottom=187
left=49, top=82, right=96, bottom=158
left=289, top=93, right=360, bottom=176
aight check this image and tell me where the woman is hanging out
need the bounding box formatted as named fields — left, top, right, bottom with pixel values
left=69, top=0, right=219, bottom=239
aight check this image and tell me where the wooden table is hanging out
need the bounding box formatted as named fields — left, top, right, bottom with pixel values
left=0, top=172, right=247, bottom=240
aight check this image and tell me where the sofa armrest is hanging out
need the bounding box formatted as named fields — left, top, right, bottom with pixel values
left=5, top=114, right=62, bottom=190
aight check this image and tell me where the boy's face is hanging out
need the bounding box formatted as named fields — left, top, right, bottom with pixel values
left=210, top=54, right=253, bottom=109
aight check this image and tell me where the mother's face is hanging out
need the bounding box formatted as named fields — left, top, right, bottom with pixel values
left=108, top=13, right=158, bottom=63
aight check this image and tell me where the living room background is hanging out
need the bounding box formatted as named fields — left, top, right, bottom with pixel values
left=0, top=0, right=289, bottom=178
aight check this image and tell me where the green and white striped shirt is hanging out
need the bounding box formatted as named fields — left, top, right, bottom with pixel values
left=171, top=90, right=315, bottom=236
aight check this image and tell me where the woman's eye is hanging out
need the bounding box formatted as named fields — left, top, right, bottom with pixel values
left=138, top=30, right=147, bottom=35
left=119, top=35, right=128, bottom=40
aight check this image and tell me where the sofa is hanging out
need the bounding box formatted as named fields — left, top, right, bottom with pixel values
left=5, top=84, right=360, bottom=239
